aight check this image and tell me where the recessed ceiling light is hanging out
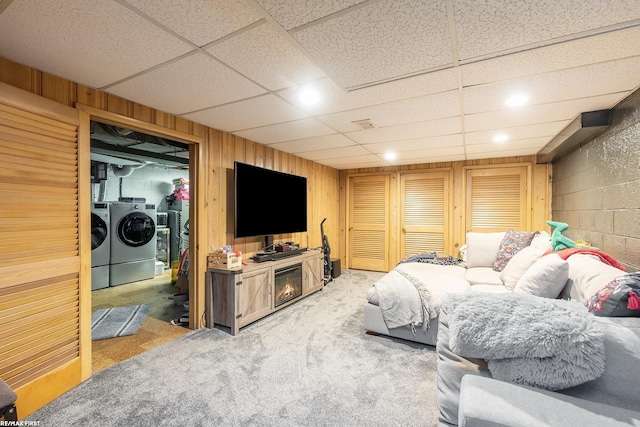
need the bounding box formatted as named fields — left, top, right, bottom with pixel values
left=505, top=94, right=529, bottom=107
left=493, top=133, right=508, bottom=143
left=298, top=86, right=321, bottom=106
left=384, top=152, right=397, bottom=161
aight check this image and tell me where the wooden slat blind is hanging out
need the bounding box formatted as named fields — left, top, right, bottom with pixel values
left=466, top=167, right=528, bottom=232
left=400, top=172, right=449, bottom=256
left=349, top=175, right=389, bottom=271
left=0, top=95, right=81, bottom=392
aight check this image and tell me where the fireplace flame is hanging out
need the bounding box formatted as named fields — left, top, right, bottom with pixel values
left=278, top=282, right=296, bottom=302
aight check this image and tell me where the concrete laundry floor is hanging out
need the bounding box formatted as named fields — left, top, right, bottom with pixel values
left=91, top=271, right=190, bottom=373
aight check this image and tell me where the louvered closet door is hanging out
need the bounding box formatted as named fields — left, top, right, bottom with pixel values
left=400, top=171, right=450, bottom=258
left=348, top=175, right=389, bottom=272
left=0, top=83, right=85, bottom=417
left=466, top=167, right=529, bottom=232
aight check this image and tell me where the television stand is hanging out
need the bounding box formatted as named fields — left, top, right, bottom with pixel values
left=252, top=248, right=307, bottom=262
left=206, top=249, right=323, bottom=335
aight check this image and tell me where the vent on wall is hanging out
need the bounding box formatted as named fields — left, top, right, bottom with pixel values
left=537, top=109, right=612, bottom=163
left=352, top=119, right=376, bottom=130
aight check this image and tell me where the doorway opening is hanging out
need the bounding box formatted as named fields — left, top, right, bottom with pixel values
left=89, top=120, right=192, bottom=373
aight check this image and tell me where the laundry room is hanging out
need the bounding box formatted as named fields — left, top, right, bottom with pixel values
left=89, top=121, right=192, bottom=372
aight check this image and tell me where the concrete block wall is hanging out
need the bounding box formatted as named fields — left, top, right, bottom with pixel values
left=552, top=88, right=640, bottom=271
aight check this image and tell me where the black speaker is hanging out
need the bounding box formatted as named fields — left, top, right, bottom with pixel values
left=330, top=258, right=341, bottom=278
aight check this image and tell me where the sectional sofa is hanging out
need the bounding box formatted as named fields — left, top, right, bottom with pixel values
left=364, top=230, right=553, bottom=345
left=363, top=230, right=640, bottom=426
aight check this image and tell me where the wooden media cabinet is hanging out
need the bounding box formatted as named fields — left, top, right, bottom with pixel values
left=205, top=249, right=323, bottom=335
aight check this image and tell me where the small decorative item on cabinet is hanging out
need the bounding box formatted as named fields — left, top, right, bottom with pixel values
left=208, top=245, right=242, bottom=269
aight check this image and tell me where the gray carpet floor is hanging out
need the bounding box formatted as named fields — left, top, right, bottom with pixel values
left=28, top=269, right=439, bottom=426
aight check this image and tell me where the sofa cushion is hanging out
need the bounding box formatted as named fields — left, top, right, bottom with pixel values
left=465, top=267, right=503, bottom=286
left=492, top=229, right=536, bottom=272
left=514, top=254, right=568, bottom=298
left=465, top=232, right=505, bottom=268
left=436, top=310, right=490, bottom=426
left=562, top=254, right=625, bottom=303
left=560, top=316, right=640, bottom=412
left=458, top=376, right=640, bottom=427
left=468, top=284, right=511, bottom=293
left=586, top=272, right=640, bottom=317
left=500, top=245, right=546, bottom=290
left=530, top=230, right=552, bottom=252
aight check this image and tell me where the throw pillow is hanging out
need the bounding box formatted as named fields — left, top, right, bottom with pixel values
left=514, top=254, right=569, bottom=298
left=586, top=272, right=640, bottom=317
left=492, top=229, right=537, bottom=272
left=500, top=245, right=546, bottom=290
left=465, top=232, right=506, bottom=268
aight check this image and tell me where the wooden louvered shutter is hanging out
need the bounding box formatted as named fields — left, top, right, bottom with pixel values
left=0, top=82, right=86, bottom=417
left=348, top=175, right=389, bottom=271
left=466, top=167, right=529, bottom=232
left=400, top=171, right=450, bottom=258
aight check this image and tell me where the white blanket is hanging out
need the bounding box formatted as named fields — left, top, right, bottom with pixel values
left=370, top=269, right=436, bottom=332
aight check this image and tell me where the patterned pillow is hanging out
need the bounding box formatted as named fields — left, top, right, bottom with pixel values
left=492, top=229, right=536, bottom=272
left=586, top=272, right=640, bottom=317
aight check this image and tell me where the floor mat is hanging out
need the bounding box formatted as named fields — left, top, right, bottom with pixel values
left=91, top=304, right=151, bottom=341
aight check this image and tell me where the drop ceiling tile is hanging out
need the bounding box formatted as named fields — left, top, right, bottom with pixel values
left=406, top=154, right=467, bottom=163
left=391, top=145, right=466, bottom=160
left=181, top=94, right=308, bottom=133
left=453, top=0, right=640, bottom=61
left=465, top=138, right=550, bottom=154
left=317, top=90, right=460, bottom=132
left=255, top=0, right=365, bottom=31
left=347, top=117, right=462, bottom=144
left=463, top=56, right=640, bottom=114
left=277, top=68, right=458, bottom=117
left=464, top=93, right=626, bottom=132
left=123, top=0, right=263, bottom=46
left=291, top=0, right=452, bottom=88
left=314, top=154, right=384, bottom=166
left=300, top=145, right=371, bottom=161
left=465, top=122, right=569, bottom=145
left=461, top=27, right=640, bottom=86
left=320, top=159, right=390, bottom=170
left=207, top=22, right=325, bottom=91
left=363, top=134, right=463, bottom=154
left=106, top=52, right=266, bottom=115
left=0, top=0, right=193, bottom=88
left=234, top=118, right=337, bottom=144
left=269, top=134, right=356, bottom=154
left=465, top=149, right=540, bottom=161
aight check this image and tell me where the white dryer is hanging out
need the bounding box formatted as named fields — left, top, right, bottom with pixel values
left=91, top=202, right=110, bottom=290
left=109, top=202, right=157, bottom=286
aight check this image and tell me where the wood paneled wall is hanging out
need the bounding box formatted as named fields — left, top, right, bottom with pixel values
left=339, top=156, right=551, bottom=267
left=0, top=57, right=340, bottom=417
left=206, top=130, right=340, bottom=257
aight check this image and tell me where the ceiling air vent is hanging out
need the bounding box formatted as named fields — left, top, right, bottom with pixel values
left=352, top=119, right=376, bottom=130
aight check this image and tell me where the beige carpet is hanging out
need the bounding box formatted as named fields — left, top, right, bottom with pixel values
left=91, top=271, right=190, bottom=373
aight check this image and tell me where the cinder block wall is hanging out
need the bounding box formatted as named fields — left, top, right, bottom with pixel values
left=552, top=88, right=640, bottom=271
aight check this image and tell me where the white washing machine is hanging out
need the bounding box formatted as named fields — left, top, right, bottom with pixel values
left=109, top=202, right=157, bottom=286
left=91, top=202, right=110, bottom=290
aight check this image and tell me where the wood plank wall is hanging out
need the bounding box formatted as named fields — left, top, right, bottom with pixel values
left=0, top=56, right=341, bottom=417
left=206, top=130, right=340, bottom=257
left=339, top=157, right=551, bottom=267
left=0, top=57, right=340, bottom=327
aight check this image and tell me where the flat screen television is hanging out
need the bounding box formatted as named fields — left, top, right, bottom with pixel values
left=234, top=161, right=307, bottom=246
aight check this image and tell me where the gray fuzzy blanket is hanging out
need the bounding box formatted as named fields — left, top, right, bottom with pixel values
left=442, top=292, right=605, bottom=390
